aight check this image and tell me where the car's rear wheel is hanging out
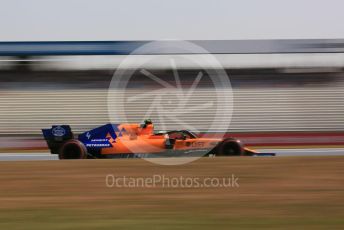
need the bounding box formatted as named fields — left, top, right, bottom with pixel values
left=218, top=139, right=244, bottom=156
left=59, top=140, right=87, bottom=159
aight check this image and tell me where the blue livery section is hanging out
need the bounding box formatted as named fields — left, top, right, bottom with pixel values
left=42, top=125, right=73, bottom=140
left=41, top=125, right=74, bottom=154
left=78, top=124, right=119, bottom=150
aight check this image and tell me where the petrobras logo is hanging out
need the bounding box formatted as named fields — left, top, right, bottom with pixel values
left=85, top=143, right=111, bottom=147
left=85, top=138, right=112, bottom=148
left=52, top=126, right=66, bottom=137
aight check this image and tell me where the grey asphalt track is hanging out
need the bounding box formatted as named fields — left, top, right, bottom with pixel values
left=0, top=148, right=344, bottom=161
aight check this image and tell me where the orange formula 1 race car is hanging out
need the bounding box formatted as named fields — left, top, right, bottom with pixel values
left=42, top=120, right=275, bottom=159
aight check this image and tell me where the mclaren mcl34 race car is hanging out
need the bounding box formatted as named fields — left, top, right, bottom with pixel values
left=42, top=120, right=275, bottom=159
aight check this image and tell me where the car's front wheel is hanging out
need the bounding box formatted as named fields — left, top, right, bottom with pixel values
left=218, top=139, right=244, bottom=156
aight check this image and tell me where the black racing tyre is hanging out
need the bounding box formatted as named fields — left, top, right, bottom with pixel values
left=59, top=139, right=87, bottom=159
left=218, top=139, right=244, bottom=156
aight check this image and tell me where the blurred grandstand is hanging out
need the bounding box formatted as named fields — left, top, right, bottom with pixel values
left=1, top=39, right=344, bottom=151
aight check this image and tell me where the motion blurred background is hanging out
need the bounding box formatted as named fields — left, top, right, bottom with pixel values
left=1, top=1, right=344, bottom=229
left=1, top=0, right=344, bottom=151
left=1, top=39, right=344, bottom=151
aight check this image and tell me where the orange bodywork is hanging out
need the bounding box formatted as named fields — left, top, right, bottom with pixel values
left=100, top=123, right=224, bottom=155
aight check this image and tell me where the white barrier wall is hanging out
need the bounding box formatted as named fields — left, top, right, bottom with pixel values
left=1, top=84, right=344, bottom=134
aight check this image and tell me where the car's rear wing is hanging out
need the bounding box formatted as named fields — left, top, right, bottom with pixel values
left=42, top=125, right=74, bottom=154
